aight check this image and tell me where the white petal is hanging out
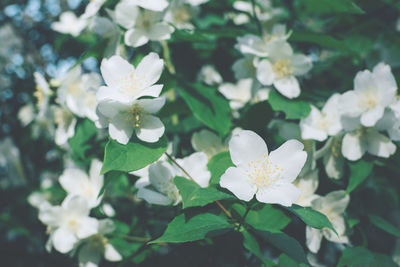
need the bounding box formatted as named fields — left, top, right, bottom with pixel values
left=341, top=132, right=365, bottom=161
left=273, top=76, right=300, bottom=99
left=306, top=226, right=323, bottom=254
left=320, top=190, right=350, bottom=214
left=291, top=54, right=312, bottom=76
left=108, top=114, right=135, bottom=145
left=269, top=139, right=307, bottom=182
left=136, top=84, right=163, bottom=99
left=52, top=228, right=78, bottom=253
left=360, top=106, right=384, bottom=127
left=219, top=167, right=257, bottom=201
left=256, top=60, right=274, bottom=86
left=353, top=69, right=374, bottom=93
left=104, top=243, right=123, bottom=262
left=135, top=115, right=164, bottom=143
left=76, top=217, right=99, bottom=239
left=124, top=28, right=149, bottom=47
left=100, top=56, right=134, bottom=88
left=339, top=91, right=363, bottom=116
left=323, top=152, right=344, bottom=180
left=372, top=62, right=397, bottom=106
left=59, top=168, right=89, bottom=195
left=300, top=106, right=327, bottom=141
left=115, top=1, right=139, bottom=29
left=180, top=152, right=211, bottom=187
left=136, top=97, right=165, bottom=114
left=137, top=187, right=172, bottom=205
left=96, top=86, right=130, bottom=105
left=134, top=52, right=164, bottom=89
left=148, top=23, right=174, bottom=41
left=267, top=40, right=293, bottom=61
left=366, top=130, right=396, bottom=158
left=228, top=130, right=268, bottom=168
left=256, top=182, right=301, bottom=206
left=89, top=159, right=104, bottom=190
left=63, top=195, right=90, bottom=216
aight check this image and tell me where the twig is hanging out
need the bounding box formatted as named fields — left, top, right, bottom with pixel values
left=162, top=41, right=176, bottom=75
left=165, top=152, right=233, bottom=219
left=250, top=0, right=263, bottom=35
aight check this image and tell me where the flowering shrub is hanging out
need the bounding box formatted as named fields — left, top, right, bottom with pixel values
left=2, top=0, right=400, bottom=266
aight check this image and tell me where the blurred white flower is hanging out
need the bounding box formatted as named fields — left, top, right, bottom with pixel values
left=232, top=0, right=283, bottom=25
left=306, top=191, right=350, bottom=254
left=197, top=65, right=223, bottom=86
left=59, top=159, right=104, bottom=208
left=164, top=0, right=198, bottom=30
left=97, top=53, right=164, bottom=103
left=220, top=130, right=307, bottom=206
left=81, top=0, right=106, bottom=19
left=255, top=40, right=312, bottom=98
left=339, top=62, right=397, bottom=127
left=51, top=11, right=87, bottom=37
left=191, top=129, right=227, bottom=158
left=300, top=94, right=343, bottom=141
left=18, top=104, right=35, bottom=127
left=232, top=55, right=257, bottom=80
left=315, top=135, right=345, bottom=180
left=39, top=196, right=99, bottom=254
left=78, top=219, right=122, bottom=267
left=0, top=137, right=26, bottom=188
left=58, top=66, right=102, bottom=122
left=294, top=169, right=319, bottom=207
left=52, top=105, right=77, bottom=146
left=97, top=97, right=166, bottom=144
left=34, top=72, right=52, bottom=117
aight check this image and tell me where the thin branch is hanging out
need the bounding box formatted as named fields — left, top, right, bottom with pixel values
left=162, top=41, right=176, bottom=75
left=250, top=0, right=263, bottom=35
left=165, top=152, right=233, bottom=219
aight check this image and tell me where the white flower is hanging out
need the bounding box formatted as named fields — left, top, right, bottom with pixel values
left=18, top=104, right=35, bottom=127
left=294, top=169, right=319, bottom=207
left=78, top=219, right=122, bottom=267
left=117, top=3, right=173, bottom=48
left=219, top=79, right=252, bottom=110
left=256, top=40, right=312, bottom=98
left=97, top=53, right=164, bottom=104
left=123, top=0, right=169, bottom=11
left=235, top=24, right=290, bottom=57
left=164, top=0, right=198, bottom=30
left=58, top=66, right=102, bottom=121
left=191, top=129, right=227, bottom=158
left=300, top=94, right=343, bottom=141
left=232, top=0, right=282, bottom=25
left=59, top=159, right=104, bottom=208
left=339, top=62, right=397, bottom=127
left=341, top=116, right=396, bottom=161
left=81, top=0, right=106, bottom=19
left=0, top=137, right=26, bottom=188
left=220, top=130, right=307, bottom=206
left=39, top=196, right=99, bottom=254
left=232, top=55, right=257, bottom=80
left=97, top=97, right=166, bottom=144
left=376, top=109, right=400, bottom=141
left=315, top=135, right=345, bottom=180
left=51, top=11, right=87, bottom=37
left=33, top=72, right=52, bottom=117
left=136, top=152, right=211, bottom=205
left=197, top=65, right=223, bottom=86
left=52, top=105, right=77, bottom=146
left=306, top=190, right=350, bottom=254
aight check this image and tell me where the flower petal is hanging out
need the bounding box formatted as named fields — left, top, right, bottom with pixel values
left=291, top=54, right=312, bottom=76
left=52, top=228, right=78, bottom=253
left=360, top=106, right=384, bottom=127
left=148, top=23, right=174, bottom=41
left=366, top=130, right=396, bottom=158
left=76, top=217, right=99, bottom=239
left=135, top=115, right=164, bottom=143
left=134, top=52, right=164, bottom=89
left=220, top=167, right=256, bottom=201
left=306, top=226, right=323, bottom=254
left=137, top=97, right=165, bottom=114
left=341, top=132, right=365, bottom=161
left=100, top=56, right=134, bottom=88
left=256, top=60, right=274, bottom=86
left=273, top=76, right=300, bottom=99
left=104, top=243, right=123, bottom=262
left=256, top=182, right=300, bottom=206
left=124, top=28, right=149, bottom=47
left=137, top=187, right=173, bottom=205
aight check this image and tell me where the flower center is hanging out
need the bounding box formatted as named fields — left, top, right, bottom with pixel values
left=273, top=59, right=293, bottom=79
left=359, top=89, right=379, bottom=109
left=316, top=113, right=332, bottom=132
left=34, top=85, right=45, bottom=108
left=66, top=217, right=79, bottom=231
left=173, top=7, right=191, bottom=24
left=139, top=11, right=155, bottom=30
left=246, top=154, right=283, bottom=188
left=125, top=104, right=147, bottom=128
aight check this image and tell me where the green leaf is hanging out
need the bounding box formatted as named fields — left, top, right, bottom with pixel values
left=285, top=204, right=337, bottom=234
left=239, top=101, right=274, bottom=132
left=268, top=91, right=311, bottom=120
left=346, top=160, right=373, bottom=193
left=108, top=238, right=142, bottom=258
left=242, top=230, right=274, bottom=267
left=68, top=119, right=97, bottom=159
left=289, top=31, right=352, bottom=54
left=278, top=253, right=298, bottom=267
left=174, top=177, right=234, bottom=209
left=255, top=230, right=308, bottom=264
left=303, top=0, right=364, bottom=14
left=233, top=203, right=291, bottom=232
left=178, top=83, right=232, bottom=136
left=150, top=213, right=232, bottom=243
left=368, top=214, right=400, bottom=237
left=337, top=247, right=397, bottom=267
left=101, top=136, right=168, bottom=174
left=207, top=151, right=234, bottom=185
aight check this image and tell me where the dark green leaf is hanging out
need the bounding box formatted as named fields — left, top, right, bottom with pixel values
left=285, top=204, right=337, bottom=234
left=174, top=176, right=234, bottom=209
left=290, top=31, right=352, bottom=54
left=242, top=230, right=274, bottom=266
left=337, top=247, right=397, bottom=267
left=178, top=83, right=232, bottom=136
left=68, top=119, right=97, bottom=159
left=278, top=253, right=298, bottom=267
left=233, top=203, right=291, bottom=232
left=255, top=230, right=308, bottom=264
left=346, top=160, right=373, bottom=193
left=268, top=91, right=311, bottom=120
left=207, top=151, right=234, bottom=185
left=368, top=214, right=400, bottom=237
left=150, top=213, right=232, bottom=243
left=303, top=0, right=364, bottom=14
left=239, top=101, right=274, bottom=132
left=101, top=136, right=168, bottom=174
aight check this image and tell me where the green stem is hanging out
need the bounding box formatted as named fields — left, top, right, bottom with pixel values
left=162, top=40, right=176, bottom=75
left=238, top=204, right=252, bottom=230
left=250, top=0, right=263, bottom=35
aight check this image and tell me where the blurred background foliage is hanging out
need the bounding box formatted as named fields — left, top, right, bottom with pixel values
left=1, top=0, right=400, bottom=266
